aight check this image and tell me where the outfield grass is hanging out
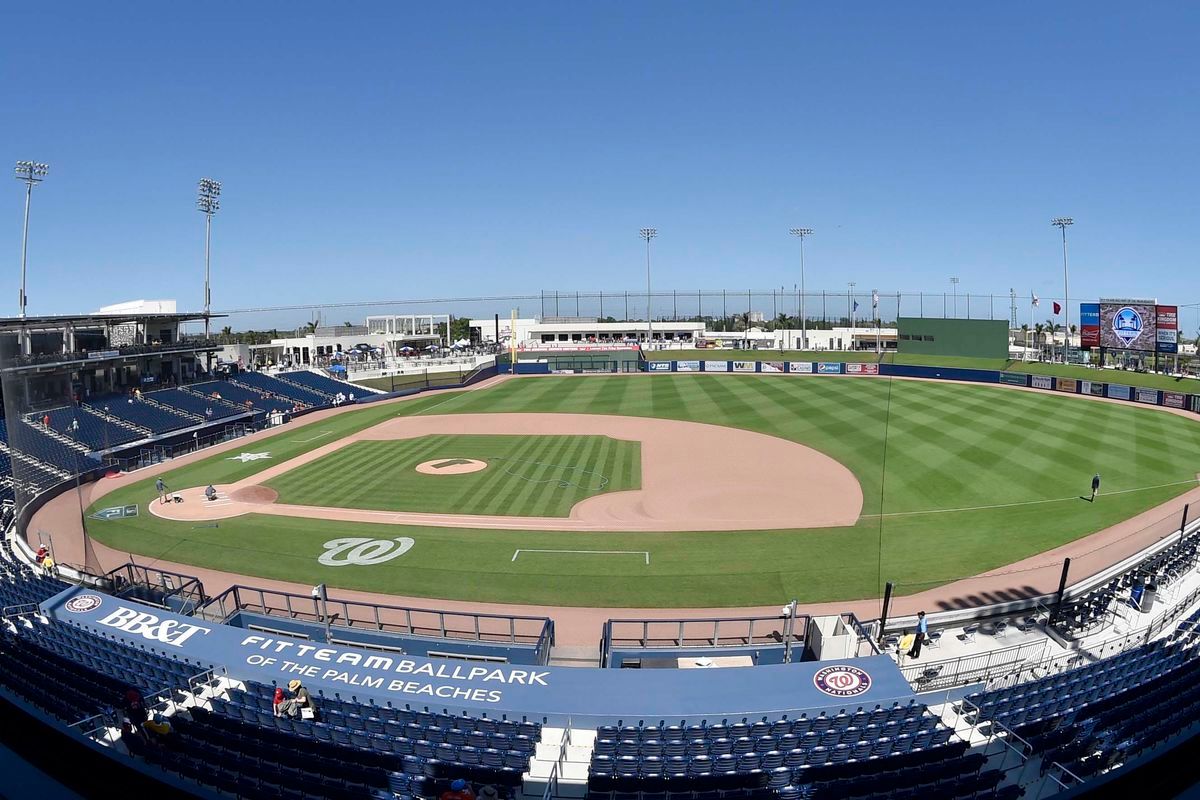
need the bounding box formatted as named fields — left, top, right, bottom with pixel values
left=84, top=376, right=1200, bottom=607
left=265, top=434, right=640, bottom=517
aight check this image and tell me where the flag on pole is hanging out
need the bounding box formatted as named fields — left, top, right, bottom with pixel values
left=1052, top=301, right=1062, bottom=315
left=871, top=290, right=879, bottom=312
left=852, top=300, right=859, bottom=312
left=1032, top=294, right=1040, bottom=308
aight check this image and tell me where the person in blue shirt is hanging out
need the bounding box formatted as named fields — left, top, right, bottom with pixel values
left=909, top=611, right=928, bottom=659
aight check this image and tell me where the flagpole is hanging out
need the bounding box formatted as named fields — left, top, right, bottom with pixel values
left=1029, top=292, right=1035, bottom=362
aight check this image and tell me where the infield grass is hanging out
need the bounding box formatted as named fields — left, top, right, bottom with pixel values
left=85, top=376, right=1200, bottom=607
left=265, top=434, right=640, bottom=517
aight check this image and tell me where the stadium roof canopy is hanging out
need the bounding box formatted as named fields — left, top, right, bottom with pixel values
left=0, top=310, right=223, bottom=332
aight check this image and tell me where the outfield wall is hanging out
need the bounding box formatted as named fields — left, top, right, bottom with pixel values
left=624, top=359, right=1200, bottom=414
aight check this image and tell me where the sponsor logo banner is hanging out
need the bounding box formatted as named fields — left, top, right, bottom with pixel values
left=1080, top=303, right=1101, bottom=349
left=761, top=361, right=784, bottom=373
left=1031, top=375, right=1053, bottom=390
left=676, top=360, right=700, bottom=372
left=702, top=361, right=729, bottom=372
left=1163, top=392, right=1187, bottom=409
left=1107, top=384, right=1132, bottom=401
left=647, top=361, right=672, bottom=372
left=845, top=363, right=880, bottom=375
left=91, top=505, right=139, bottom=521
left=813, top=665, right=872, bottom=697
left=732, top=361, right=757, bottom=372
left=1081, top=380, right=1105, bottom=397
left=65, top=594, right=104, bottom=614
left=1136, top=388, right=1159, bottom=404
left=1156, top=305, right=1179, bottom=354
left=998, top=372, right=1028, bottom=386
left=788, top=362, right=814, bottom=374
left=1057, top=378, right=1078, bottom=393
left=817, top=362, right=843, bottom=374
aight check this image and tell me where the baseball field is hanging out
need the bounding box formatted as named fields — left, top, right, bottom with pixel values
left=82, top=375, right=1200, bottom=607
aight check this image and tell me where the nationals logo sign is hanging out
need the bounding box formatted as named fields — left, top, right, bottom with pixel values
left=64, top=594, right=103, bottom=614
left=318, top=537, right=415, bottom=566
left=812, top=665, right=872, bottom=697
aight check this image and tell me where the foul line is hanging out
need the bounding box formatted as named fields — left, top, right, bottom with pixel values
left=290, top=430, right=333, bottom=443
left=861, top=478, right=1200, bottom=519
left=511, top=549, right=650, bottom=565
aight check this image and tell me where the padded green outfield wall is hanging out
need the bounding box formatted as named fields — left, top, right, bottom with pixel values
left=897, top=317, right=1009, bottom=359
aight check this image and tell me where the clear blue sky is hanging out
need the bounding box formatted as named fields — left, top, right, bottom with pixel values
left=2, top=2, right=1198, bottom=332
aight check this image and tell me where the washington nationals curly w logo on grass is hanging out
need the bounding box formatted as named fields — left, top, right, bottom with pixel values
left=318, top=537, right=415, bottom=566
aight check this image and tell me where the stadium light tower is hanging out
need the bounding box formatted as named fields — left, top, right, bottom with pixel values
left=789, top=228, right=813, bottom=350
left=950, top=277, right=960, bottom=318
left=14, top=160, right=50, bottom=319
left=640, top=228, right=657, bottom=346
left=197, top=178, right=222, bottom=341
left=847, top=280, right=856, bottom=351
left=1052, top=217, right=1073, bottom=363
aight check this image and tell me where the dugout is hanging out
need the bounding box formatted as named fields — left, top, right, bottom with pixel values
left=897, top=317, right=1009, bottom=359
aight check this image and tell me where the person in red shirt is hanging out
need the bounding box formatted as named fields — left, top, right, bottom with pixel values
left=441, top=779, right=476, bottom=800
left=272, top=687, right=286, bottom=716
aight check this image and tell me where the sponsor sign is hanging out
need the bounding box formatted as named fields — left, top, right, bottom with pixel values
left=1057, top=378, right=1078, bottom=394
left=845, top=363, right=881, bottom=375
left=1081, top=380, right=1105, bottom=397
left=788, top=362, right=814, bottom=374
left=1100, top=303, right=1157, bottom=351
left=676, top=360, right=701, bottom=372
left=96, top=605, right=212, bottom=648
left=817, top=362, right=843, bottom=374
left=702, top=361, right=729, bottom=373
left=1136, top=388, right=1159, bottom=405
left=813, top=665, right=872, bottom=698
left=90, top=505, right=139, bottom=521
left=1079, top=303, right=1101, bottom=349
left=732, top=361, right=757, bottom=372
left=1031, top=375, right=1053, bottom=390
left=1193, top=396, right=1200, bottom=414
left=1156, top=305, right=1179, bottom=354
left=87, top=349, right=120, bottom=360
left=1163, top=392, right=1187, bottom=409
left=647, top=361, right=672, bottom=372
left=319, top=537, right=415, bottom=566
left=1106, top=384, right=1132, bottom=401
left=761, top=361, right=784, bottom=373
left=998, top=372, right=1028, bottom=387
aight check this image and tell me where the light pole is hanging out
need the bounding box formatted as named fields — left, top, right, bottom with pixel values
left=197, top=178, right=222, bottom=342
left=790, top=228, right=813, bottom=350
left=1052, top=217, right=1073, bottom=364
left=14, top=161, right=50, bottom=319
left=640, top=228, right=657, bottom=347
left=847, top=281, right=856, bottom=351
left=950, top=277, right=959, bottom=318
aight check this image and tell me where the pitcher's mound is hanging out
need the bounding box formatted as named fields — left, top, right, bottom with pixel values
left=230, top=486, right=278, bottom=504
left=416, top=458, right=488, bottom=475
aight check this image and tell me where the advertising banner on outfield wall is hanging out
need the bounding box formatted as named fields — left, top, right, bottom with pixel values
left=1079, top=303, right=1101, bottom=349
left=788, top=362, right=814, bottom=374
left=817, top=363, right=843, bottom=374
left=1107, top=384, right=1132, bottom=401
left=702, top=361, right=729, bottom=372
left=732, top=361, right=757, bottom=372
left=1156, top=305, right=1179, bottom=354
left=761, top=361, right=784, bottom=373
left=998, top=372, right=1027, bottom=386
left=648, top=361, right=672, bottom=372
left=1136, top=388, right=1159, bottom=404
left=1164, top=392, right=1187, bottom=409
left=845, top=363, right=881, bottom=375
left=676, top=360, right=700, bottom=372
left=1081, top=380, right=1105, bottom=397
left=1057, top=378, right=1078, bottom=394
left=1192, top=396, right=1200, bottom=414
left=1031, top=376, right=1053, bottom=390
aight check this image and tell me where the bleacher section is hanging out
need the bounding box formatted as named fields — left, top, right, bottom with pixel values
left=37, top=405, right=144, bottom=451
left=146, top=387, right=246, bottom=420
left=234, top=371, right=334, bottom=406
left=4, top=420, right=95, bottom=475
left=89, top=396, right=197, bottom=435
left=192, top=380, right=295, bottom=417
left=277, top=369, right=361, bottom=397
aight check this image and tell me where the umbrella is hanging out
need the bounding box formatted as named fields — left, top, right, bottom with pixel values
left=329, top=364, right=347, bottom=373
left=425, top=344, right=439, bottom=351
left=399, top=346, right=415, bottom=352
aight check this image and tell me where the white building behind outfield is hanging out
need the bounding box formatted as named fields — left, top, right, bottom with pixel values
left=250, top=315, right=450, bottom=367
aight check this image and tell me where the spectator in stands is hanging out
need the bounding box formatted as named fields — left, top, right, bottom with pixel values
left=40, top=553, right=55, bottom=576
left=69, top=418, right=80, bottom=438
left=155, top=478, right=168, bottom=505
left=276, top=679, right=313, bottom=719
left=441, top=779, right=476, bottom=800
left=477, top=785, right=500, bottom=800
left=272, top=686, right=286, bottom=716
left=119, top=721, right=146, bottom=757
left=123, top=688, right=148, bottom=726
left=897, top=630, right=915, bottom=663
left=910, top=611, right=928, bottom=659
left=142, top=713, right=173, bottom=746
left=41, top=413, right=50, bottom=428
left=34, top=545, right=47, bottom=564
left=348, top=392, right=355, bottom=403
left=134, top=387, right=142, bottom=401
left=205, top=407, right=214, bottom=419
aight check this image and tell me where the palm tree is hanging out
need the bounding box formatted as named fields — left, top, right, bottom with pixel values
left=739, top=312, right=753, bottom=349
left=1034, top=323, right=1045, bottom=359
left=1020, top=324, right=1029, bottom=359
left=1046, top=319, right=1062, bottom=361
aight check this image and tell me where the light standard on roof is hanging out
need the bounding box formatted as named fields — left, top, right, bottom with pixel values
left=1052, top=217, right=1073, bottom=364
left=640, top=228, right=657, bottom=347
left=197, top=178, right=222, bottom=342
left=847, top=281, right=857, bottom=351
left=950, top=277, right=960, bottom=318
left=14, top=161, right=50, bottom=319
left=790, top=228, right=813, bottom=350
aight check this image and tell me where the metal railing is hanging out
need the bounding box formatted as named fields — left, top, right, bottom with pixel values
left=197, top=585, right=555, bottom=664
left=541, top=720, right=574, bottom=800
left=902, top=638, right=1050, bottom=693
left=102, top=562, right=208, bottom=614
left=601, top=612, right=807, bottom=667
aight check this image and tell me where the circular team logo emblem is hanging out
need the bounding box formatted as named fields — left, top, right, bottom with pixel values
left=813, top=665, right=872, bottom=697
left=64, top=594, right=103, bottom=614
left=1112, top=306, right=1144, bottom=347
left=318, top=537, right=415, bottom=567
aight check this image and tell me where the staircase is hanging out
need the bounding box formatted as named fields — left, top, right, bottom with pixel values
left=522, top=725, right=592, bottom=800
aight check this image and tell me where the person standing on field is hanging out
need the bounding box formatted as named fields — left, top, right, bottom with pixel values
left=156, top=477, right=168, bottom=505
left=1091, top=473, right=1101, bottom=502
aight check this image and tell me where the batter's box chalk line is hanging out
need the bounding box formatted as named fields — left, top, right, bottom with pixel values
left=494, top=455, right=610, bottom=491
left=511, top=549, right=650, bottom=565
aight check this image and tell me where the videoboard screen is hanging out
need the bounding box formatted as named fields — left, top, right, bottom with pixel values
left=1099, top=303, right=1157, bottom=351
